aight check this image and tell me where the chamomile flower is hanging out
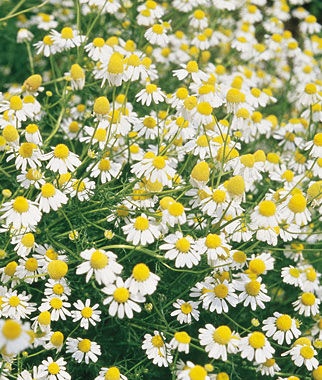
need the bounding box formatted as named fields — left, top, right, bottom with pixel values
left=0, top=319, right=31, bottom=355
left=234, top=274, right=271, bottom=310
left=160, top=232, right=201, bottom=268
left=177, top=362, right=210, bottom=380
left=66, top=337, right=101, bottom=364
left=89, top=157, right=122, bottom=183
left=1, top=290, right=36, bottom=320
left=122, top=213, right=161, bottom=246
left=38, top=357, right=71, bottom=380
left=36, top=182, right=68, bottom=213
left=279, top=192, right=311, bottom=226
left=199, top=324, right=239, bottom=361
left=45, top=330, right=65, bottom=352
left=34, top=35, right=58, bottom=56
left=50, top=27, right=85, bottom=52
left=39, top=295, right=71, bottom=321
left=171, top=299, right=200, bottom=324
left=69, top=178, right=95, bottom=201
left=102, top=277, right=145, bottom=319
left=292, top=292, right=320, bottom=316
left=17, top=168, right=45, bottom=189
left=135, top=83, right=166, bottom=106
left=239, top=331, right=275, bottom=364
left=142, top=331, right=173, bottom=367
left=201, top=280, right=239, bottom=314
left=76, top=248, right=123, bottom=285
left=16, top=256, right=44, bottom=283
left=196, top=233, right=231, bottom=266
left=0, top=196, right=42, bottom=230
left=95, top=367, right=128, bottom=380
left=128, top=263, right=160, bottom=295
left=283, top=344, right=319, bottom=371
left=144, top=24, right=169, bottom=47
left=281, top=266, right=303, bottom=287
left=305, top=133, right=322, bottom=158
left=173, top=61, right=208, bottom=84
left=262, top=312, right=301, bottom=345
left=45, top=144, right=81, bottom=174
left=170, top=331, right=191, bottom=353
left=13, top=232, right=36, bottom=257
left=256, top=358, right=281, bottom=377
left=251, top=199, right=279, bottom=228
left=44, top=278, right=71, bottom=298
left=71, top=299, right=101, bottom=329
left=17, top=367, right=44, bottom=380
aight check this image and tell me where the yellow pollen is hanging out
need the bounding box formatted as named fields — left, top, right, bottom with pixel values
left=305, top=268, right=317, bottom=282
left=205, top=234, right=221, bottom=248
left=237, top=108, right=250, bottom=119
left=45, top=248, right=58, bottom=260
left=168, top=202, right=184, bottom=217
left=191, top=161, right=209, bottom=182
left=9, top=296, right=20, bottom=307
left=305, top=83, right=317, bottom=94
left=94, top=97, right=110, bottom=115
left=194, top=9, right=205, bottom=19
left=245, top=280, right=261, bottom=296
left=152, top=24, right=164, bottom=34
left=213, top=326, right=232, bottom=345
left=2, top=320, right=22, bottom=340
left=98, top=158, right=111, bottom=172
left=282, top=170, right=294, bottom=182
left=4, top=261, right=17, bottom=276
left=176, top=238, right=190, bottom=253
left=132, top=263, right=150, bottom=282
left=93, top=37, right=105, bottom=47
left=19, top=142, right=35, bottom=158
left=70, top=64, right=84, bottom=80
left=143, top=116, right=156, bottom=129
left=54, top=144, right=69, bottom=159
left=197, top=102, right=212, bottom=116
left=61, top=27, right=74, bottom=39
left=267, top=152, right=280, bottom=164
left=249, top=332, right=265, bottom=349
left=226, top=176, right=245, bottom=197
left=43, top=35, right=53, bottom=45
left=180, top=302, right=192, bottom=314
left=212, top=190, right=226, bottom=203
left=196, top=135, right=208, bottom=147
left=233, top=250, right=246, bottom=263
left=289, top=268, right=300, bottom=278
left=251, top=88, right=261, bottom=98
left=26, top=124, right=38, bottom=134
left=94, top=128, right=107, bottom=142
left=53, top=284, right=64, bottom=295
left=47, top=260, right=68, bottom=280
left=3, top=125, right=18, bottom=142
left=313, top=133, right=322, bottom=147
left=226, top=89, right=244, bottom=103
left=300, top=346, right=314, bottom=359
left=41, top=183, right=56, bottom=198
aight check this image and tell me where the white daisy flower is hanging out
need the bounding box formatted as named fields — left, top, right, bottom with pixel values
left=94, top=367, right=128, bottom=380
left=34, top=34, right=58, bottom=56
left=135, top=83, right=166, bottom=106
left=39, top=295, right=71, bottom=321
left=102, top=277, right=145, bottom=319
left=200, top=280, right=239, bottom=314
left=45, top=144, right=81, bottom=174
left=262, top=312, right=301, bottom=345
left=122, top=213, right=161, bottom=246
left=0, top=319, right=31, bottom=355
left=38, top=357, right=71, bottom=380
left=256, top=358, right=281, bottom=377
left=71, top=299, right=101, bottom=330
left=177, top=361, right=210, bottom=380
left=159, top=232, right=201, bottom=268
left=66, top=337, right=101, bottom=364
left=89, top=157, right=122, bottom=183
left=169, top=331, right=191, bottom=354
left=128, top=263, right=160, bottom=296
left=50, top=27, right=85, bottom=52
left=281, top=266, right=303, bottom=287
left=292, top=292, right=320, bottom=316
left=16, top=256, right=44, bottom=283
left=170, top=299, right=200, bottom=324
left=196, top=233, right=231, bottom=266
left=239, top=331, right=275, bottom=364
left=76, top=248, right=123, bottom=285
left=17, top=168, right=45, bottom=190
left=173, top=61, right=208, bottom=84
left=282, top=344, right=319, bottom=371
left=35, top=182, right=68, bottom=213
left=6, top=142, right=42, bottom=171
left=142, top=331, right=173, bottom=367
left=144, top=24, right=169, bottom=47
left=199, top=324, right=239, bottom=361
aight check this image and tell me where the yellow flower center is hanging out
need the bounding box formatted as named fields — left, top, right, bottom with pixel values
left=174, top=331, right=191, bottom=344
left=70, top=64, right=84, bottom=80
left=48, top=363, right=60, bottom=375
left=289, top=268, right=300, bottom=278
left=152, top=156, right=165, bottom=169
left=251, top=88, right=261, bottom=97
left=152, top=24, right=164, bottom=34
left=180, top=302, right=192, bottom=314
left=267, top=152, right=280, bottom=163
left=113, top=287, right=130, bottom=303
left=264, top=358, right=275, bottom=367
left=300, top=346, right=314, bottom=359
left=305, top=83, right=317, bottom=94
left=191, top=161, right=209, bottom=182
left=186, top=61, right=198, bottom=73
left=90, top=250, right=108, bottom=269
left=226, top=88, right=245, bottom=103
left=197, top=102, right=212, bottom=116
left=282, top=170, right=294, bottom=182
left=175, top=238, right=191, bottom=253
left=25, top=258, right=38, bottom=272
left=93, top=128, right=107, bottom=142
left=213, top=326, right=232, bottom=345
left=151, top=335, right=164, bottom=348
left=38, top=311, right=51, bottom=325
left=51, top=331, right=64, bottom=346
left=9, top=296, right=20, bottom=307
left=21, top=233, right=35, bottom=248
left=276, top=314, right=292, bottom=331
left=53, top=284, right=64, bottom=295
left=19, top=142, right=35, bottom=158
left=4, top=261, right=17, bottom=276
left=78, top=338, right=91, bottom=352
left=313, top=133, right=322, bottom=147
left=93, top=37, right=105, bottom=47
left=237, top=108, right=250, bottom=119
left=189, top=365, right=207, bottom=380
left=301, top=292, right=315, bottom=306
left=54, top=144, right=69, bottom=159
left=196, top=135, right=208, bottom=147
left=240, top=154, right=255, bottom=168
left=252, top=111, right=262, bottom=123
left=194, top=9, right=205, bottom=19
left=133, top=216, right=149, bottom=231
left=26, top=124, right=39, bottom=134
left=50, top=298, right=63, bottom=310
left=143, top=116, right=156, bottom=129
left=305, top=268, right=317, bottom=282
left=61, top=27, right=74, bottom=39
left=108, top=53, right=124, bottom=74
left=81, top=307, right=93, bottom=318
left=205, top=234, right=221, bottom=248
left=233, top=250, right=246, bottom=263
left=258, top=200, right=276, bottom=217
left=245, top=280, right=261, bottom=296
left=214, top=284, right=229, bottom=298
left=94, top=97, right=110, bottom=115
left=13, top=196, right=29, bottom=213
left=249, top=259, right=266, bottom=275
left=105, top=367, right=120, bottom=380
left=2, top=320, right=21, bottom=340
left=226, top=176, right=245, bottom=196
left=43, top=35, right=53, bottom=45
left=249, top=332, right=265, bottom=349
left=288, top=194, right=306, bottom=213
left=41, top=183, right=56, bottom=198
left=10, top=96, right=23, bottom=111
left=168, top=202, right=184, bottom=216
left=132, top=263, right=150, bottom=282
left=47, top=260, right=68, bottom=280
